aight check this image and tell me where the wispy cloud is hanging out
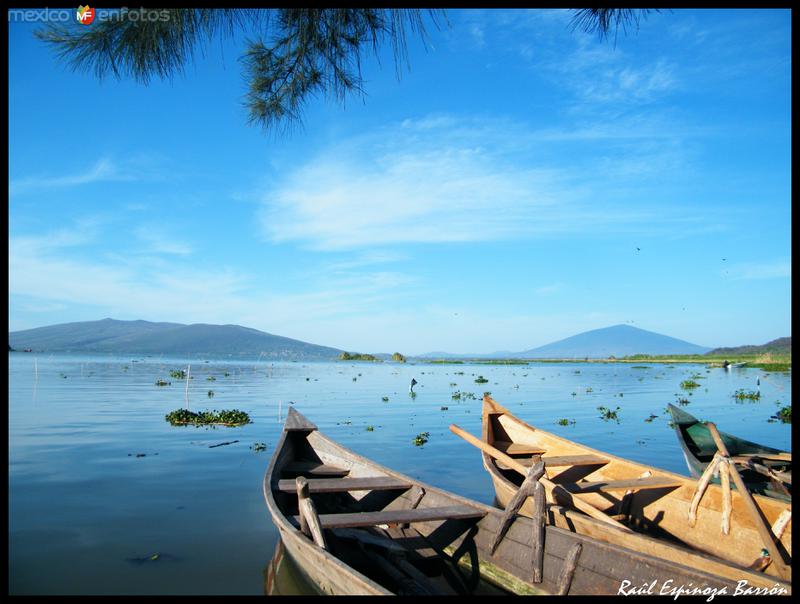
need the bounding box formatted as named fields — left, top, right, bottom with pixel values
left=259, top=115, right=711, bottom=251
left=8, top=225, right=416, bottom=345
left=724, top=260, right=791, bottom=281
left=9, top=155, right=166, bottom=196
left=534, top=283, right=563, bottom=295
left=134, top=226, right=194, bottom=256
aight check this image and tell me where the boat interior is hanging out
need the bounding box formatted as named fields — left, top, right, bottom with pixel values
left=270, top=428, right=514, bottom=595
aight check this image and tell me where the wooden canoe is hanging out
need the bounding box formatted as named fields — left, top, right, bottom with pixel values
left=667, top=403, right=791, bottom=501
left=479, top=396, right=792, bottom=588
left=263, top=407, right=761, bottom=595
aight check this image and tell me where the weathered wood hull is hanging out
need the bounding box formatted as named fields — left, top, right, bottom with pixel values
left=667, top=403, right=791, bottom=501
left=481, top=396, right=792, bottom=590
left=264, top=407, right=781, bottom=595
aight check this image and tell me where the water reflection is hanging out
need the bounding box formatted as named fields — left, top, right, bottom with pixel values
left=263, top=540, right=320, bottom=596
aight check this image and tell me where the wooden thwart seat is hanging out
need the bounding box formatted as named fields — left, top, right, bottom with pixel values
left=496, top=454, right=608, bottom=470
left=560, top=476, right=683, bottom=493
left=293, top=505, right=486, bottom=530
left=277, top=476, right=412, bottom=494
left=493, top=440, right=546, bottom=455
left=283, top=461, right=350, bottom=477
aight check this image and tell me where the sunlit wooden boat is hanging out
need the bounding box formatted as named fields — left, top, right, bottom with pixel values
left=263, top=407, right=755, bottom=595
left=668, top=404, right=791, bottom=501
left=478, top=396, right=792, bottom=589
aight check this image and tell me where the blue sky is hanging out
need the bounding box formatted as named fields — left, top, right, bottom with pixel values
left=8, top=9, right=791, bottom=355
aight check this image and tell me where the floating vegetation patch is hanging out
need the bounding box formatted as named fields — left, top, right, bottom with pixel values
left=451, top=391, right=462, bottom=400
left=169, top=369, right=187, bottom=379
left=382, top=396, right=389, bottom=402
left=680, top=380, right=701, bottom=390
left=483, top=391, right=492, bottom=398
left=206, top=376, right=216, bottom=381
left=413, top=432, right=430, bottom=446
left=207, top=390, right=215, bottom=397
left=165, top=408, right=251, bottom=427
left=631, top=366, right=650, bottom=369
left=733, top=389, right=761, bottom=401
left=676, top=398, right=690, bottom=406
left=597, top=406, right=621, bottom=422
left=585, top=387, right=593, bottom=393
left=366, top=425, right=374, bottom=432
left=431, top=360, right=464, bottom=364
left=769, top=406, right=791, bottom=424
left=644, top=414, right=658, bottom=422
left=155, top=379, right=171, bottom=387
left=556, top=418, right=576, bottom=426
left=250, top=442, right=268, bottom=452
left=474, top=376, right=489, bottom=384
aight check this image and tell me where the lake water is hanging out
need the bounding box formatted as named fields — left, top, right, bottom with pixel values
left=8, top=353, right=791, bottom=594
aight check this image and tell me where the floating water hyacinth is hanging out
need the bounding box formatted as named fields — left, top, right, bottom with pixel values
left=165, top=408, right=251, bottom=427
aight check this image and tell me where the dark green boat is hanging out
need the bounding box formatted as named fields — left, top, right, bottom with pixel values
left=667, top=404, right=791, bottom=501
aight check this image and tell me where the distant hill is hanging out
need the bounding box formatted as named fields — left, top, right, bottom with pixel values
left=416, top=324, right=711, bottom=360
left=708, top=337, right=791, bottom=356
left=8, top=318, right=343, bottom=359
left=516, top=325, right=710, bottom=358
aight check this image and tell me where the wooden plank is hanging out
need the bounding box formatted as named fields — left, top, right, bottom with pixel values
left=277, top=476, right=412, bottom=493
left=540, top=454, right=609, bottom=468
left=496, top=454, right=607, bottom=470
left=560, top=476, right=683, bottom=493
left=282, top=461, right=350, bottom=477
left=293, top=505, right=486, bottom=529
left=494, top=440, right=546, bottom=455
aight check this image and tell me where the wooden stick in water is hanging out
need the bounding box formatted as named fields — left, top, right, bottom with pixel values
left=706, top=422, right=790, bottom=580
left=449, top=424, right=632, bottom=533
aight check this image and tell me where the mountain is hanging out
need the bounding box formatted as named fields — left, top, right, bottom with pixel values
left=708, top=337, right=791, bottom=356
left=516, top=325, right=710, bottom=358
left=8, top=318, right=343, bottom=359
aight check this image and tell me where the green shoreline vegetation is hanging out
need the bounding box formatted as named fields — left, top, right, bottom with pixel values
left=418, top=352, right=790, bottom=371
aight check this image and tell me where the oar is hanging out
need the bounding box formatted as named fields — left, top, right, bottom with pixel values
left=706, top=422, right=791, bottom=580
left=449, top=424, right=633, bottom=533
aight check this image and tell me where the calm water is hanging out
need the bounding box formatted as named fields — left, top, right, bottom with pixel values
left=8, top=353, right=791, bottom=594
